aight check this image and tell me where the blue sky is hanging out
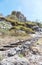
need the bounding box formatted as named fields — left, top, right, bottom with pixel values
left=0, top=0, right=42, bottom=22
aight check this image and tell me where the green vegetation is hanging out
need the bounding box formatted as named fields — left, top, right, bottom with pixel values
left=36, top=22, right=42, bottom=28
left=0, top=54, right=4, bottom=61
left=0, top=11, right=42, bottom=36
left=19, top=54, right=24, bottom=58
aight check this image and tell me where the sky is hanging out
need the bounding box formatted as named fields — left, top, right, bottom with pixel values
left=0, top=0, right=42, bottom=22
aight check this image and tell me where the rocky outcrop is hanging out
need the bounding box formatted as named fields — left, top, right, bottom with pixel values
left=0, top=21, right=12, bottom=29
left=0, top=11, right=27, bottom=22
left=11, top=11, right=27, bottom=22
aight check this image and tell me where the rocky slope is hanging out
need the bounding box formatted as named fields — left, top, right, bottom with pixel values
left=0, top=11, right=42, bottom=36
left=0, top=11, right=42, bottom=65
left=0, top=33, right=42, bottom=65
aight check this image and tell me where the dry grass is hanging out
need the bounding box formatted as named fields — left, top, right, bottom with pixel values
left=36, top=38, right=42, bottom=45
left=0, top=35, right=32, bottom=47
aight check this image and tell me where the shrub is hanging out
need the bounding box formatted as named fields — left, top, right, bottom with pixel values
left=19, top=54, right=24, bottom=58
left=0, top=54, right=4, bottom=61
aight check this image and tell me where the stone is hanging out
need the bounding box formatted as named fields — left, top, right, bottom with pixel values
left=7, top=48, right=16, bottom=57
left=1, top=55, right=29, bottom=65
